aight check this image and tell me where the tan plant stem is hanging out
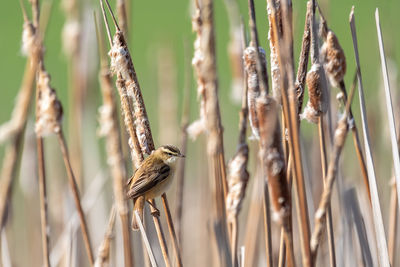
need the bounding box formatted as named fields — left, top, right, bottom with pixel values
left=94, top=206, right=116, bottom=267
left=195, top=0, right=231, bottom=264
left=317, top=116, right=336, bottom=267
left=338, top=81, right=370, bottom=202
left=388, top=178, right=397, bottom=266
left=37, top=137, right=50, bottom=267
left=267, top=0, right=312, bottom=265
left=310, top=76, right=357, bottom=265
left=175, top=41, right=191, bottom=247
left=100, top=1, right=183, bottom=265
left=161, top=194, right=183, bottom=267
left=94, top=14, right=133, bottom=266
left=57, top=131, right=94, bottom=265
left=0, top=55, right=37, bottom=231
left=349, top=10, right=389, bottom=266
left=295, top=1, right=312, bottom=116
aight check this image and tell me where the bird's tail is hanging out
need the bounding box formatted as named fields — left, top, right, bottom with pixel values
left=131, top=196, right=145, bottom=231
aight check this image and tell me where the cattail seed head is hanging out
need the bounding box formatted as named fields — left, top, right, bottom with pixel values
left=301, top=63, right=328, bottom=123
left=320, top=31, right=346, bottom=87
left=226, top=144, right=249, bottom=222
left=243, top=45, right=266, bottom=139
left=35, top=70, right=63, bottom=136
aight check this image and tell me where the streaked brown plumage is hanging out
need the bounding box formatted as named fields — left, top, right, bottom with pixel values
left=127, top=145, right=184, bottom=230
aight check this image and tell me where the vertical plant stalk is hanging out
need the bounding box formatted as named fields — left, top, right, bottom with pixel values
left=191, top=0, right=231, bottom=264
left=267, top=0, right=312, bottom=265
left=116, top=0, right=129, bottom=35
left=135, top=212, right=158, bottom=267
left=0, top=57, right=37, bottom=231
left=246, top=2, right=275, bottom=266
left=161, top=195, right=183, bottom=267
left=310, top=77, right=357, bottom=264
left=57, top=132, right=95, bottom=265
left=349, top=8, right=390, bottom=267
left=94, top=206, right=116, bottom=267
left=388, top=176, right=397, bottom=266
left=226, top=30, right=250, bottom=265
left=306, top=3, right=336, bottom=265
left=318, top=5, right=371, bottom=202
left=175, top=40, right=191, bottom=247
left=61, top=0, right=84, bottom=187
left=36, top=137, right=50, bottom=267
left=375, top=8, right=400, bottom=222
left=94, top=14, right=133, bottom=267
left=295, top=1, right=312, bottom=117
left=100, top=2, right=182, bottom=267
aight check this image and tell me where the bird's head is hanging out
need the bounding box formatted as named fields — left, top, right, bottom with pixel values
left=155, top=145, right=185, bottom=164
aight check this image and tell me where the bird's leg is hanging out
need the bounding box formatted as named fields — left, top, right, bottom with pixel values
left=147, top=200, right=160, bottom=216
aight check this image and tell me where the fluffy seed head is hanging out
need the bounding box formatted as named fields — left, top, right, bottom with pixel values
left=35, top=71, right=63, bottom=136
left=320, top=31, right=346, bottom=87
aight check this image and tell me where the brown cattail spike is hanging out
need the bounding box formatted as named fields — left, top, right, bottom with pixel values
left=187, top=4, right=207, bottom=140
left=244, top=45, right=267, bottom=139
left=320, top=31, right=346, bottom=88
left=301, top=63, right=328, bottom=123
left=35, top=70, right=63, bottom=137
left=109, top=31, right=153, bottom=156
left=226, top=144, right=250, bottom=222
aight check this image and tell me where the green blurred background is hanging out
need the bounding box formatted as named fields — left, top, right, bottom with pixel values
left=0, top=0, right=400, bottom=265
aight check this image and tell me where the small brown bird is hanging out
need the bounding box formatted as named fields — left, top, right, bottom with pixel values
left=127, top=145, right=184, bottom=230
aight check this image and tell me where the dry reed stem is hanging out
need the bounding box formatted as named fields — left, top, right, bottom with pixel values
left=57, top=131, right=94, bottom=265
left=193, top=0, right=231, bottom=264
left=175, top=41, right=191, bottom=247
left=267, top=0, right=282, bottom=103
left=295, top=1, right=312, bottom=116
left=100, top=3, right=182, bottom=267
left=267, top=0, right=312, bottom=265
left=304, top=4, right=336, bottom=265
left=94, top=206, right=116, bottom=267
left=310, top=79, right=356, bottom=264
left=376, top=8, right=400, bottom=224
left=338, top=81, right=371, bottom=202
left=388, top=176, right=397, bottom=266
left=0, top=49, right=38, bottom=230
left=256, top=94, right=294, bottom=267
left=116, top=0, right=128, bottom=35
left=344, top=188, right=373, bottom=267
left=135, top=212, right=158, bottom=267
left=94, top=14, right=133, bottom=267
left=36, top=137, right=50, bottom=267
left=161, top=194, right=183, bottom=267
left=226, top=40, right=249, bottom=265
left=349, top=8, right=390, bottom=267
left=317, top=5, right=371, bottom=202
left=49, top=171, right=107, bottom=266
left=61, top=0, right=84, bottom=188
left=247, top=2, right=277, bottom=266
left=317, top=116, right=336, bottom=267
left=243, top=171, right=263, bottom=267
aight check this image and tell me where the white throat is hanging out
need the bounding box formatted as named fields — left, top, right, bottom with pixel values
left=164, top=157, right=178, bottom=165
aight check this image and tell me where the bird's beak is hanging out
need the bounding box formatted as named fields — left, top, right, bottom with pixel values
left=179, top=154, right=185, bottom=158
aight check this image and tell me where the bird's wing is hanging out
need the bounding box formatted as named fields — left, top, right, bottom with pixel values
left=127, top=164, right=170, bottom=199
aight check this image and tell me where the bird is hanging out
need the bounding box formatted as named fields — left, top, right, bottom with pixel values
left=127, top=145, right=185, bottom=230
